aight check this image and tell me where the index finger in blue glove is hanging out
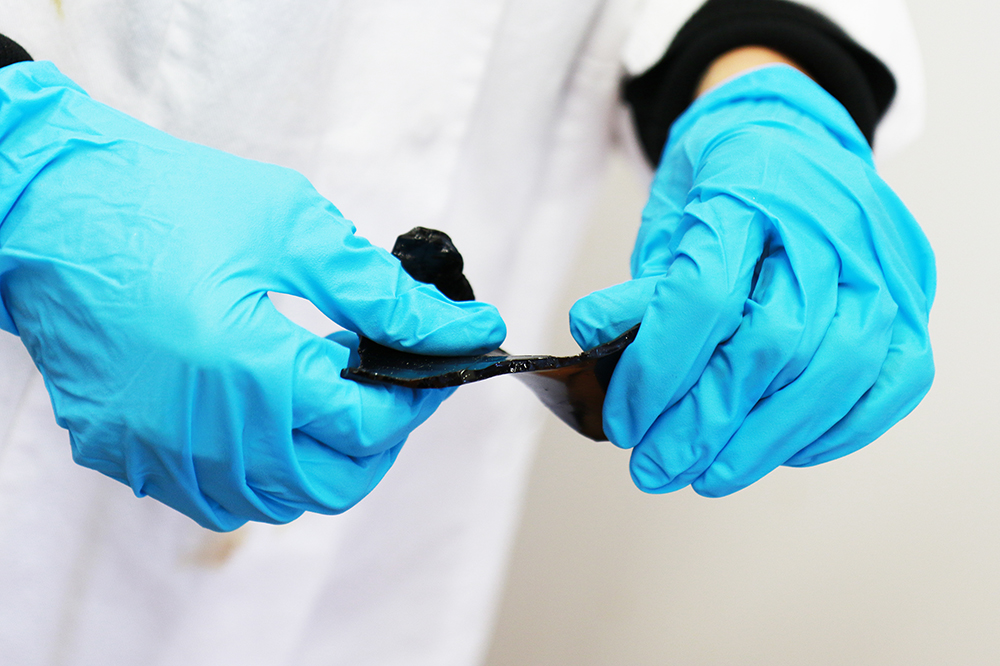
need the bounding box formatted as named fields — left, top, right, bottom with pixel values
left=569, top=277, right=659, bottom=351
left=275, top=195, right=505, bottom=355
left=147, top=157, right=505, bottom=357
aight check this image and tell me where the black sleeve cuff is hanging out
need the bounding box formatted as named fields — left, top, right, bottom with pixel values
left=623, top=0, right=897, bottom=166
left=0, top=33, right=33, bottom=69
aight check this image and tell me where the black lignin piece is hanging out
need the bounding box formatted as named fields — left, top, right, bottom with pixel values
left=344, top=325, right=638, bottom=441
left=391, top=227, right=475, bottom=302
left=342, top=227, right=638, bottom=441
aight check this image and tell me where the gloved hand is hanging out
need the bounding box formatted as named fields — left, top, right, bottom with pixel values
left=570, top=65, right=934, bottom=497
left=0, top=62, right=506, bottom=531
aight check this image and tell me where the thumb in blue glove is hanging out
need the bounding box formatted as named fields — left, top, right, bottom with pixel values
left=0, top=62, right=506, bottom=530
left=570, top=65, right=934, bottom=497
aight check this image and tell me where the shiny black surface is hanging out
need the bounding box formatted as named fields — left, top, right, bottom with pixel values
left=339, top=226, right=638, bottom=441
left=343, top=325, right=638, bottom=390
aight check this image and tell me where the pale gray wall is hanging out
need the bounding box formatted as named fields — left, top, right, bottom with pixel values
left=485, top=1, right=1000, bottom=663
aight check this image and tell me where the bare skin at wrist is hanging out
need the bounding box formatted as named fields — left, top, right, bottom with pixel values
left=695, top=45, right=809, bottom=98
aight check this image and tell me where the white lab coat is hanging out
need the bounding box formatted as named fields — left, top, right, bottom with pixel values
left=0, top=1, right=922, bottom=664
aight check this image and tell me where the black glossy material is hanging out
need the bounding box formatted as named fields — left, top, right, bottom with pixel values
left=341, top=227, right=637, bottom=441
left=343, top=326, right=637, bottom=440
left=390, top=227, right=474, bottom=302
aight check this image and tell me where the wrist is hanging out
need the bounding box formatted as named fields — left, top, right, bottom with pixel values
left=672, top=66, right=873, bottom=166
left=694, top=45, right=807, bottom=98
left=624, top=0, right=896, bottom=167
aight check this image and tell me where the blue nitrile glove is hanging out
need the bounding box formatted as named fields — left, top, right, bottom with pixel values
left=570, top=65, right=934, bottom=497
left=0, top=62, right=506, bottom=531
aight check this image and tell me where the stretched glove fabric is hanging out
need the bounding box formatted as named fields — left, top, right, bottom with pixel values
left=0, top=62, right=506, bottom=531
left=570, top=65, right=934, bottom=497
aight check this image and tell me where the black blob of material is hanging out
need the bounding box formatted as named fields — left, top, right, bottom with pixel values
left=391, top=227, right=475, bottom=302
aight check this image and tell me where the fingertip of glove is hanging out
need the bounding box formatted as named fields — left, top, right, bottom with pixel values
left=467, top=302, right=507, bottom=350
left=569, top=279, right=658, bottom=351
left=568, top=302, right=600, bottom=351
left=629, top=449, right=682, bottom=495
left=569, top=294, right=623, bottom=351
left=690, top=476, right=735, bottom=499
left=689, top=459, right=757, bottom=498
left=412, top=299, right=507, bottom=355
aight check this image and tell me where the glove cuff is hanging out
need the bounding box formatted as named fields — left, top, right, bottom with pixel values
left=624, top=0, right=895, bottom=167
left=0, top=34, right=32, bottom=69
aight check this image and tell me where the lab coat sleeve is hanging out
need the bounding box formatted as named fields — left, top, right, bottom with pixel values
left=620, top=0, right=924, bottom=161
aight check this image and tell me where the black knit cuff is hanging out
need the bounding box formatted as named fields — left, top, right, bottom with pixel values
left=0, top=33, right=33, bottom=69
left=624, top=0, right=896, bottom=166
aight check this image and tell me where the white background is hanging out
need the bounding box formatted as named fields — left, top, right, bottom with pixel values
left=486, top=0, right=1000, bottom=663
